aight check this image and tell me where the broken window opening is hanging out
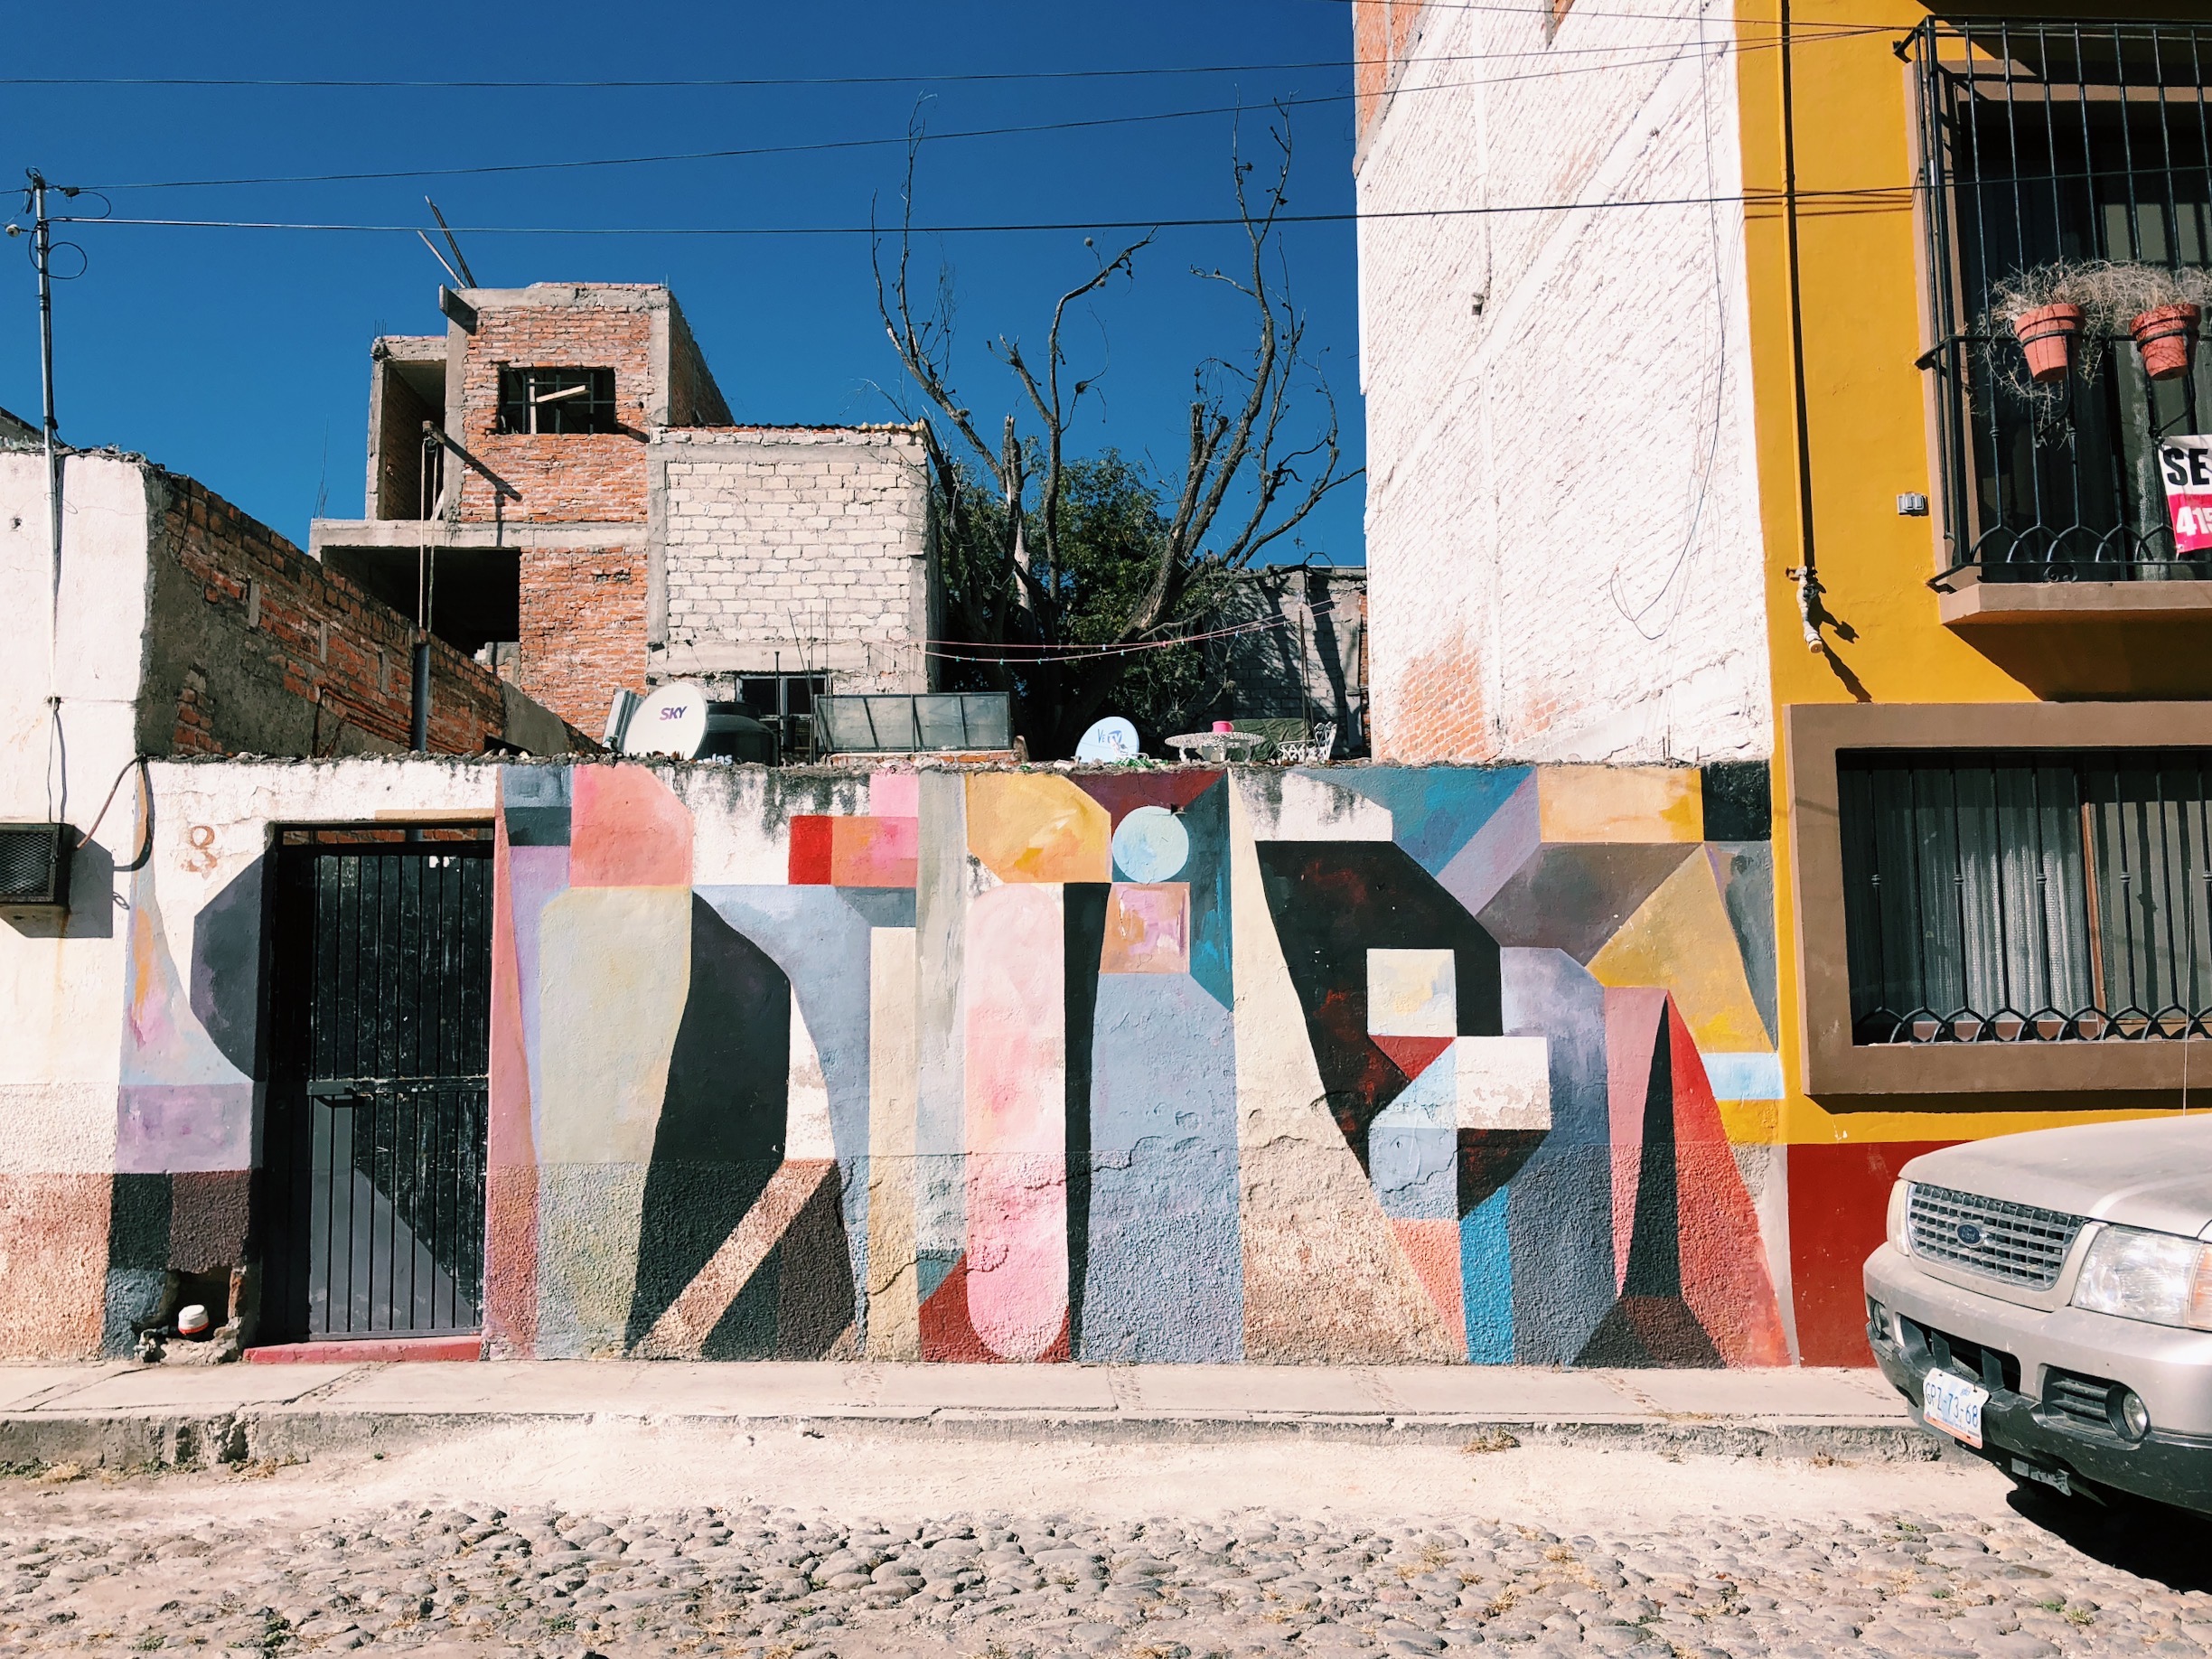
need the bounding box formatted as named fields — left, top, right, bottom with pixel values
left=495, top=367, right=620, bottom=436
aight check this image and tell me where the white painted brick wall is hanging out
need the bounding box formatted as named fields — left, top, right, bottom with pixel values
left=1357, top=0, right=1771, bottom=764
left=652, top=426, right=932, bottom=690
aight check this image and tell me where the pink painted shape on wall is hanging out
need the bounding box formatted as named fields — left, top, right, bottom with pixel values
left=963, top=884, right=1069, bottom=1362
left=831, top=816, right=920, bottom=888
left=1604, top=987, right=1666, bottom=1290
left=569, top=766, right=692, bottom=888
left=1391, top=1217, right=1467, bottom=1352
left=870, top=772, right=921, bottom=820
left=1101, top=883, right=1190, bottom=974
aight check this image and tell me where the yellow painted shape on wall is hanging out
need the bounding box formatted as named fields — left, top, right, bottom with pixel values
left=965, top=773, right=1111, bottom=883
left=1719, top=1099, right=1784, bottom=1146
left=1775, top=1099, right=2178, bottom=1148
left=1537, top=766, right=1703, bottom=844
left=1589, top=856, right=1769, bottom=1053
left=867, top=925, right=922, bottom=1361
left=535, top=886, right=692, bottom=1167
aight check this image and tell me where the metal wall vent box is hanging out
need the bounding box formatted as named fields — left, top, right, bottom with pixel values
left=0, top=823, right=72, bottom=908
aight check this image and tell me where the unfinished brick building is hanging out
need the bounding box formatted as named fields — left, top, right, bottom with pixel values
left=310, top=284, right=934, bottom=748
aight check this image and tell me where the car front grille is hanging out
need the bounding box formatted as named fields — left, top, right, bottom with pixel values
left=2044, top=1370, right=2119, bottom=1436
left=1907, top=1183, right=2085, bottom=1289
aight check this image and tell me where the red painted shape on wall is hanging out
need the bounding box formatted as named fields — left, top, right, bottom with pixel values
left=1074, top=770, right=1223, bottom=829
left=788, top=816, right=836, bottom=885
left=1788, top=1139, right=1952, bottom=1366
left=570, top=765, right=692, bottom=887
left=1666, top=1007, right=1792, bottom=1367
left=918, top=1257, right=995, bottom=1363
left=1372, top=1034, right=1453, bottom=1082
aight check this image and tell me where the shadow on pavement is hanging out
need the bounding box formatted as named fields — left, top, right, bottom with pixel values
left=2008, top=1484, right=2212, bottom=1593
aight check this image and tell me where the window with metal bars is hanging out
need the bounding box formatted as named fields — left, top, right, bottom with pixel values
left=1910, top=19, right=2212, bottom=579
left=493, top=366, right=619, bottom=436
left=1840, top=749, right=2212, bottom=1043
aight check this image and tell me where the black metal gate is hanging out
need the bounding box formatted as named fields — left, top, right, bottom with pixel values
left=262, top=830, right=493, bottom=1342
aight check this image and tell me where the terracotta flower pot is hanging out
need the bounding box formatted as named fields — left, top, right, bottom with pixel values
left=2012, top=304, right=2085, bottom=383
left=2131, top=303, right=2202, bottom=381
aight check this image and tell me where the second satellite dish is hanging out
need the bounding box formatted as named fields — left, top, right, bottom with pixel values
left=1075, top=716, right=1142, bottom=764
left=623, top=680, right=711, bottom=759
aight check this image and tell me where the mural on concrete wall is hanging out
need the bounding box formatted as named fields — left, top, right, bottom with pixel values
left=483, top=759, right=1794, bottom=1366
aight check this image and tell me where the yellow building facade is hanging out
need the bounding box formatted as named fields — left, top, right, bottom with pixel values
left=1359, top=2, right=2212, bottom=1361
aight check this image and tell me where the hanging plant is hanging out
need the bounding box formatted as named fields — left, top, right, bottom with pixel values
left=1989, top=265, right=2095, bottom=386
left=1993, top=259, right=2212, bottom=388
left=2090, top=262, right=2212, bottom=381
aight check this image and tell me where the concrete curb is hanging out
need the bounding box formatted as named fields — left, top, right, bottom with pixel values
left=0, top=1406, right=1945, bottom=1472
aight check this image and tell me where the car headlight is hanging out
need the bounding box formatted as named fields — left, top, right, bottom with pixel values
left=2070, top=1225, right=2212, bottom=1330
left=1886, top=1179, right=1913, bottom=1255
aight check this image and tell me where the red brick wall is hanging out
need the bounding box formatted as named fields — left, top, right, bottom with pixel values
left=149, top=473, right=510, bottom=758
left=1355, top=2, right=1429, bottom=151
left=513, top=543, right=645, bottom=732
left=452, top=295, right=654, bottom=526
left=667, top=301, right=731, bottom=426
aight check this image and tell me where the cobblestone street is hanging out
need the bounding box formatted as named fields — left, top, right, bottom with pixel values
left=0, top=1424, right=2204, bottom=1659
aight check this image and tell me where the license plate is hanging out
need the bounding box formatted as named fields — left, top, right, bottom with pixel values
left=1923, top=1368, right=1988, bottom=1448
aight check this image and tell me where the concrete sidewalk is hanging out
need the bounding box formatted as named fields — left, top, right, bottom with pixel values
left=0, top=1360, right=1930, bottom=1472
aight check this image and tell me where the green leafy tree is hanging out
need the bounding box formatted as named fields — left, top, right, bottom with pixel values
left=874, top=118, right=1355, bottom=758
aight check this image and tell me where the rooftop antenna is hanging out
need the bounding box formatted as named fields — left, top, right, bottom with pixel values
left=424, top=197, right=478, bottom=288
left=415, top=230, right=464, bottom=289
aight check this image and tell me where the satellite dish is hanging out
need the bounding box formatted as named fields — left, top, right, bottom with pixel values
left=623, top=680, right=710, bottom=759
left=1075, top=716, right=1142, bottom=764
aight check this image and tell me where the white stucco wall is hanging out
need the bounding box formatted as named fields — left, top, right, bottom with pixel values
left=0, top=451, right=153, bottom=1171
left=1356, top=0, right=1772, bottom=764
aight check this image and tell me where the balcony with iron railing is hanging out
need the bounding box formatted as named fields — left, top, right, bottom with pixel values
left=1912, top=19, right=2212, bottom=648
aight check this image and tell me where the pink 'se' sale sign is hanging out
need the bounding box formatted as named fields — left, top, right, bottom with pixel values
left=2160, top=436, right=2212, bottom=553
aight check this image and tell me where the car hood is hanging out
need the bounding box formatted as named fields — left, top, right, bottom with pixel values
left=1902, top=1114, right=2212, bottom=1239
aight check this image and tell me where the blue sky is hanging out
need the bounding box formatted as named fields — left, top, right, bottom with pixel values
left=0, top=3, right=1364, bottom=562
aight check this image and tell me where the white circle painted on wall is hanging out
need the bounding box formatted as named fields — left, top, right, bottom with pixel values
left=1112, top=805, right=1190, bottom=884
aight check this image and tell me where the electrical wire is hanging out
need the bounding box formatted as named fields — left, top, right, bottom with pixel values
left=47, top=183, right=1916, bottom=239
left=72, top=31, right=1892, bottom=194
left=0, top=23, right=1889, bottom=94
left=923, top=600, right=1342, bottom=665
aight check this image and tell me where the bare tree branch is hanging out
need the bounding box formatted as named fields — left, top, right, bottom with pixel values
left=874, top=106, right=1360, bottom=756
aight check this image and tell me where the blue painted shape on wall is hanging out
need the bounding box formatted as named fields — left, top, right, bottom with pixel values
left=1369, top=1050, right=1457, bottom=1221
left=1326, top=766, right=1532, bottom=877
left=1462, top=1186, right=1514, bottom=1364
left=1498, top=947, right=1615, bottom=1364
left=1702, top=1051, right=1785, bottom=1101
left=1179, top=778, right=1234, bottom=1009
left=1081, top=972, right=1243, bottom=1362
left=697, top=885, right=876, bottom=1321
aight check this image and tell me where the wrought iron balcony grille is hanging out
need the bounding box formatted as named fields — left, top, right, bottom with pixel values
left=1840, top=749, right=2212, bottom=1045
left=1910, top=19, right=2212, bottom=581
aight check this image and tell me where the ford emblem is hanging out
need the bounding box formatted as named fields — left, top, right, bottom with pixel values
left=1956, top=1223, right=1984, bottom=1246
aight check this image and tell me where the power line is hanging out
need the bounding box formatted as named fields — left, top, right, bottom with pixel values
left=76, top=26, right=1890, bottom=194
left=51, top=183, right=1916, bottom=240
left=0, top=24, right=1882, bottom=93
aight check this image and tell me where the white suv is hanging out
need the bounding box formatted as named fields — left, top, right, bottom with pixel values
left=1863, top=1114, right=2212, bottom=1512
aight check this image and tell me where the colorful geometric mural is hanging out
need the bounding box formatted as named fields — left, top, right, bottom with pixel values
left=480, top=761, right=1794, bottom=1366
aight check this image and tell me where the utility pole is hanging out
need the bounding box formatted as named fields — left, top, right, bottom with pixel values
left=23, top=171, right=67, bottom=817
